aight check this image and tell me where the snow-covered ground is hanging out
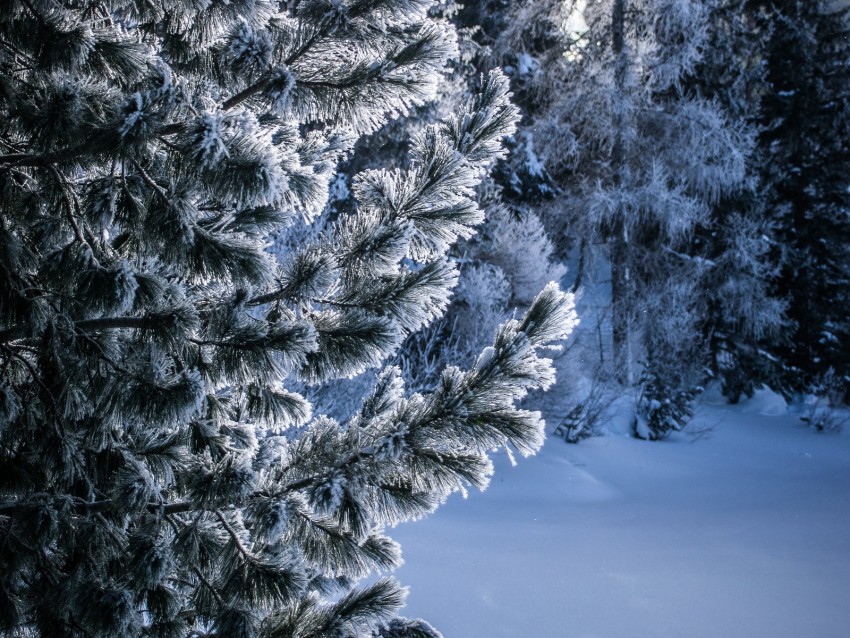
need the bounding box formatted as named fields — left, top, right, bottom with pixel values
left=391, top=390, right=850, bottom=638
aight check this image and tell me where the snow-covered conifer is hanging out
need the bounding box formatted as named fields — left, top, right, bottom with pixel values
left=535, top=0, right=752, bottom=387
left=470, top=192, right=567, bottom=306
left=0, top=2, right=575, bottom=635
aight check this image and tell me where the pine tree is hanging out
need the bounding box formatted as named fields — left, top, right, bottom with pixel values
left=535, top=0, right=751, bottom=387
left=0, top=2, right=576, bottom=636
left=680, top=0, right=786, bottom=402
left=750, top=0, right=850, bottom=399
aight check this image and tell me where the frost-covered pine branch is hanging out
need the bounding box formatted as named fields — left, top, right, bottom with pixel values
left=0, top=1, right=575, bottom=636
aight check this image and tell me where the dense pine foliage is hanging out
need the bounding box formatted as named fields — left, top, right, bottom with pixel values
left=0, top=1, right=577, bottom=636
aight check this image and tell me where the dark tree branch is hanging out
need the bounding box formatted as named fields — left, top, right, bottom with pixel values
left=0, top=314, right=178, bottom=345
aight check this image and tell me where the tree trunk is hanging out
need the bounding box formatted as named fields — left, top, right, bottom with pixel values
left=611, top=231, right=633, bottom=384
left=610, top=0, right=633, bottom=384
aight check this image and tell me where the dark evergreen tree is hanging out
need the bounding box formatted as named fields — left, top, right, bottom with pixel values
left=0, top=1, right=575, bottom=636
left=751, top=0, right=850, bottom=399
left=683, top=0, right=786, bottom=402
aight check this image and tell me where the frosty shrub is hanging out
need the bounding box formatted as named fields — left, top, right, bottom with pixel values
left=799, top=372, right=848, bottom=434
left=453, top=261, right=511, bottom=341
left=634, top=367, right=702, bottom=440
left=472, top=198, right=566, bottom=305
left=552, top=379, right=611, bottom=444
left=800, top=400, right=847, bottom=435
left=0, top=2, right=576, bottom=636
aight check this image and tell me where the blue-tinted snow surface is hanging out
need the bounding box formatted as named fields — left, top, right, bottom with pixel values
left=391, top=390, right=850, bottom=638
